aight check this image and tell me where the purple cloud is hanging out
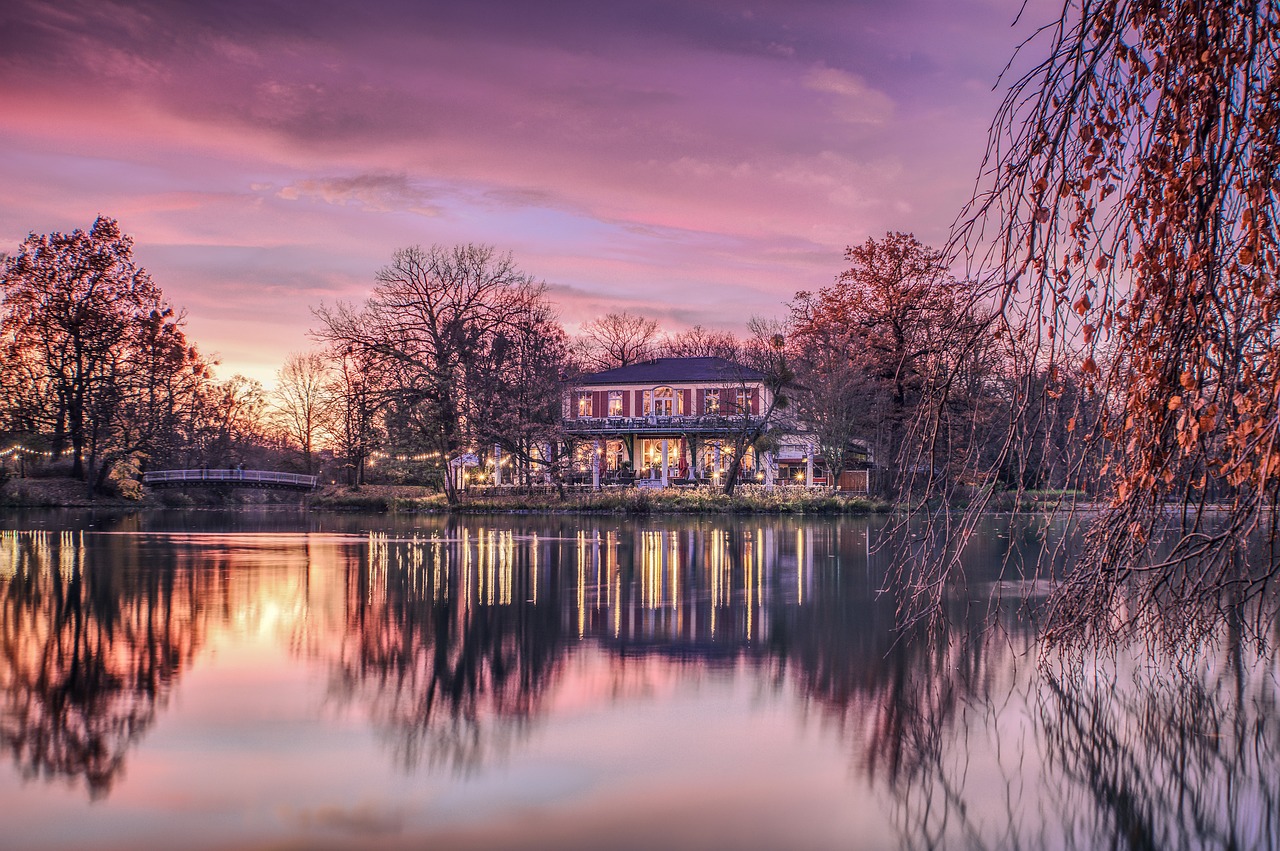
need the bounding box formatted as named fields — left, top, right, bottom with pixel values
left=0, top=0, right=1037, bottom=384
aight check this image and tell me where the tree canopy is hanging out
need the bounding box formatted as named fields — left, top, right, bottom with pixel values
left=0, top=216, right=213, bottom=491
left=315, top=244, right=569, bottom=503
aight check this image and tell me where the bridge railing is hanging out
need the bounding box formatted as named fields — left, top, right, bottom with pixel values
left=143, top=469, right=318, bottom=489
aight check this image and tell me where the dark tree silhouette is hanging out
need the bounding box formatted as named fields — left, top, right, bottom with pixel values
left=0, top=217, right=213, bottom=491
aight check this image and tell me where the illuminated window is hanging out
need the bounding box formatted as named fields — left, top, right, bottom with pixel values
left=608, top=391, right=623, bottom=416
left=650, top=386, right=680, bottom=416
left=736, top=389, right=751, bottom=413
left=704, top=389, right=720, bottom=413
left=577, top=392, right=592, bottom=416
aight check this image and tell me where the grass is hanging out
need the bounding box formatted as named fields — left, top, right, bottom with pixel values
left=0, top=478, right=887, bottom=515
left=312, top=483, right=887, bottom=515
left=310, top=484, right=445, bottom=511
left=0, top=476, right=138, bottom=507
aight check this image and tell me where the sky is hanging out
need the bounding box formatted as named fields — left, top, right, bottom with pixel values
left=0, top=0, right=1039, bottom=386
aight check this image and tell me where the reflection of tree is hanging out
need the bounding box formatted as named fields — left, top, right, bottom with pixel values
left=773, top=581, right=1021, bottom=848
left=868, top=611, right=1280, bottom=850
left=0, top=532, right=207, bottom=798
left=761, top=522, right=1021, bottom=783
left=329, top=531, right=569, bottom=774
left=1032, top=639, right=1280, bottom=851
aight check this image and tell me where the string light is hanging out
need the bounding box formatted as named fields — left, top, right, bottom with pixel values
left=369, top=450, right=444, bottom=462
left=0, top=445, right=52, bottom=459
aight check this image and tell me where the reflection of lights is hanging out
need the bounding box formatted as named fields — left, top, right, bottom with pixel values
left=797, top=528, right=806, bottom=606
left=576, top=531, right=587, bottom=638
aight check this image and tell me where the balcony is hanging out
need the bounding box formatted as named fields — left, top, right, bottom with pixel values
left=563, top=414, right=766, bottom=436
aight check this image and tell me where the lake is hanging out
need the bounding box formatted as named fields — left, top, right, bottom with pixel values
left=0, top=509, right=1275, bottom=850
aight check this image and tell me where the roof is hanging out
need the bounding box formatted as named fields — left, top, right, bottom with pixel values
left=576, top=357, right=765, bottom=386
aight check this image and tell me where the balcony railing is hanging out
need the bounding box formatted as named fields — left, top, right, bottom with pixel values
left=563, top=414, right=766, bottom=434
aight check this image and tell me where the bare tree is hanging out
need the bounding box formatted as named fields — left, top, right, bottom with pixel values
left=315, top=244, right=556, bottom=504
left=271, top=351, right=330, bottom=474
left=576, top=310, right=660, bottom=371
left=717, top=318, right=794, bottom=496
left=469, top=296, right=575, bottom=490
left=208, top=375, right=268, bottom=466
left=660, top=325, right=741, bottom=360
left=322, top=346, right=381, bottom=489
left=786, top=322, right=873, bottom=490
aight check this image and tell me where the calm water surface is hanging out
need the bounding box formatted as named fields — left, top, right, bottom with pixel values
left=0, top=509, right=1275, bottom=850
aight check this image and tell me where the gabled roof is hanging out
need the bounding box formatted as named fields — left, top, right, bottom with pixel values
left=576, top=357, right=765, bottom=386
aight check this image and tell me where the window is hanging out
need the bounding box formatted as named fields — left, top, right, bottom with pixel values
left=608, top=390, right=623, bottom=416
left=735, top=389, right=751, bottom=413
left=577, top=392, right=592, bottom=417
left=704, top=389, right=720, bottom=413
left=652, top=386, right=677, bottom=416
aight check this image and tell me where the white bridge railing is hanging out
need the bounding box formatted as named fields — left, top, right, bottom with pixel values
left=143, top=469, right=318, bottom=489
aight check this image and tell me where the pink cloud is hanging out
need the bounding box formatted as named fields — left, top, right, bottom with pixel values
left=0, top=0, right=1036, bottom=383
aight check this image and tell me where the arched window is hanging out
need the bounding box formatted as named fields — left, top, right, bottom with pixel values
left=645, top=385, right=681, bottom=416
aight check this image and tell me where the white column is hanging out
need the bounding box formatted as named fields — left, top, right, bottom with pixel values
left=493, top=444, right=502, bottom=487
left=805, top=449, right=814, bottom=488
left=661, top=439, right=670, bottom=487
left=593, top=439, right=602, bottom=491
left=712, top=442, right=722, bottom=482
left=764, top=450, right=776, bottom=491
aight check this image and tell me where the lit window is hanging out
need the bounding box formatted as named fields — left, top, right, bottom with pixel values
left=577, top=393, right=592, bottom=416
left=653, top=386, right=677, bottom=416
left=704, top=389, right=720, bottom=413
left=608, top=391, right=622, bottom=416
left=736, top=389, right=750, bottom=412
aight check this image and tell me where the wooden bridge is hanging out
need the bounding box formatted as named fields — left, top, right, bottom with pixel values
left=142, top=469, right=318, bottom=491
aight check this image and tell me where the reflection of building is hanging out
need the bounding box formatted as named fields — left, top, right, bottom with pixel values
left=359, top=524, right=821, bottom=652
left=564, top=526, right=818, bottom=653
left=563, top=356, right=869, bottom=491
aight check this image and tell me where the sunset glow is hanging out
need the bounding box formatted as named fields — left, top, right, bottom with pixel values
left=0, top=0, right=1032, bottom=384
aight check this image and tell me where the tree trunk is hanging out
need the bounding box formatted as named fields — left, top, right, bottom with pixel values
left=721, top=452, right=745, bottom=496
left=442, top=458, right=459, bottom=505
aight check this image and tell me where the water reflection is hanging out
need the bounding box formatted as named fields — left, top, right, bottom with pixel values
left=0, top=530, right=207, bottom=798
left=0, top=515, right=1277, bottom=850
left=330, top=527, right=568, bottom=773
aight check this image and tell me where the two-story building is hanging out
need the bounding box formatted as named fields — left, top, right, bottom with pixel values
left=563, top=356, right=792, bottom=486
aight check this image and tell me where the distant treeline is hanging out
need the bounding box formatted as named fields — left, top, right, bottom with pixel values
left=1, top=221, right=1088, bottom=502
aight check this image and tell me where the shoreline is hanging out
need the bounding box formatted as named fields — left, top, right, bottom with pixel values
left=1, top=477, right=890, bottom=515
